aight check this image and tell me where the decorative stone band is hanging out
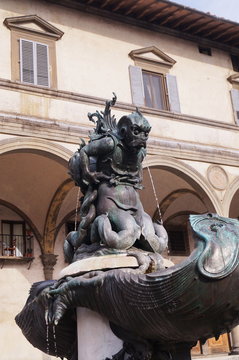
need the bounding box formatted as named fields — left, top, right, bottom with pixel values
left=57, top=254, right=139, bottom=280
left=1, top=113, right=239, bottom=167
left=57, top=254, right=174, bottom=280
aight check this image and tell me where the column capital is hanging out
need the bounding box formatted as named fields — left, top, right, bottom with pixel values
left=40, top=253, right=58, bottom=280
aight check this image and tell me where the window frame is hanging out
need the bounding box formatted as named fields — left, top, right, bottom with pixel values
left=230, top=88, right=239, bottom=125
left=1, top=220, right=27, bottom=257
left=129, top=47, right=180, bottom=112
left=11, top=29, right=57, bottom=88
left=4, top=15, right=63, bottom=89
left=142, top=70, right=169, bottom=110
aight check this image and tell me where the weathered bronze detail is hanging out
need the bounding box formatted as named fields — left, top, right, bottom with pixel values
left=64, top=93, right=168, bottom=264
left=15, top=97, right=239, bottom=360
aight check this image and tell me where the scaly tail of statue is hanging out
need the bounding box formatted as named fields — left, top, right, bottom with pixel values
left=64, top=186, right=97, bottom=263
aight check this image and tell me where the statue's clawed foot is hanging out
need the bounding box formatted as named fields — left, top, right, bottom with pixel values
left=105, top=342, right=153, bottom=360
left=105, top=348, right=125, bottom=360
left=105, top=345, right=152, bottom=360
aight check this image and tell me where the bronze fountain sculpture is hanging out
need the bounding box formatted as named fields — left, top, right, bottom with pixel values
left=16, top=95, right=239, bottom=360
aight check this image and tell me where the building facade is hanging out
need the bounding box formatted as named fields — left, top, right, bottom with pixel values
left=0, top=0, right=239, bottom=359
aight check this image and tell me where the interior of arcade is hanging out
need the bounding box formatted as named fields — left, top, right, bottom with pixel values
left=1, top=146, right=239, bottom=356
left=1, top=149, right=239, bottom=270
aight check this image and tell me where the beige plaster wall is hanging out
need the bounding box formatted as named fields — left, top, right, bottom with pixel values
left=1, top=89, right=239, bottom=155
left=0, top=240, right=49, bottom=360
left=0, top=1, right=239, bottom=358
left=0, top=205, right=51, bottom=359
left=0, top=0, right=237, bottom=125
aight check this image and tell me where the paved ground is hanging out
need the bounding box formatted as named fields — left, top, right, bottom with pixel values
left=193, top=355, right=239, bottom=360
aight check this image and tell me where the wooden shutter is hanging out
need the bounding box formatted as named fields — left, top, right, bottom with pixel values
left=129, top=65, right=145, bottom=106
left=20, top=39, right=49, bottom=87
left=36, top=43, right=49, bottom=87
left=166, top=74, right=181, bottom=113
left=230, top=89, right=239, bottom=124
left=20, top=39, right=34, bottom=84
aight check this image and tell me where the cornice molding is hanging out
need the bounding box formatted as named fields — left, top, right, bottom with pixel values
left=1, top=112, right=239, bottom=167
left=3, top=14, right=64, bottom=40
left=47, top=0, right=239, bottom=54
left=129, top=46, right=176, bottom=69
left=228, top=73, right=239, bottom=85
left=147, top=137, right=239, bottom=167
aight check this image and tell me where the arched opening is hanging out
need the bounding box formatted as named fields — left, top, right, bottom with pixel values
left=229, top=188, right=239, bottom=219
left=141, top=163, right=230, bottom=354
left=141, top=164, right=217, bottom=263
left=0, top=144, right=72, bottom=258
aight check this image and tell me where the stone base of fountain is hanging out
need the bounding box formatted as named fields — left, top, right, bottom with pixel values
left=57, top=253, right=139, bottom=279
left=77, top=307, right=122, bottom=360
left=54, top=250, right=174, bottom=359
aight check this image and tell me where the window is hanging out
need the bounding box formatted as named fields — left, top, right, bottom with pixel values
left=129, top=46, right=180, bottom=112
left=20, top=39, right=49, bottom=87
left=164, top=213, right=191, bottom=256
left=227, top=73, right=239, bottom=124
left=167, top=229, right=189, bottom=256
left=231, top=54, right=239, bottom=72
left=4, top=15, right=64, bottom=88
left=142, top=71, right=168, bottom=110
left=230, top=88, right=239, bottom=124
left=0, top=221, right=33, bottom=257
left=198, top=46, right=212, bottom=56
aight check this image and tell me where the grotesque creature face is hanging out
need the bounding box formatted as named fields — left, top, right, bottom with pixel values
left=117, top=110, right=151, bottom=149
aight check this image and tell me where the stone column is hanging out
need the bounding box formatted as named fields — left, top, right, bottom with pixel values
left=230, top=326, right=239, bottom=354
left=77, top=307, right=123, bottom=360
left=40, top=253, right=58, bottom=280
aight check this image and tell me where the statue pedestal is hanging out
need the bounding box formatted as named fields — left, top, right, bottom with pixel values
left=58, top=254, right=136, bottom=360
left=77, top=307, right=123, bottom=360
left=58, top=254, right=137, bottom=359
left=58, top=253, right=173, bottom=360
left=230, top=326, right=239, bottom=354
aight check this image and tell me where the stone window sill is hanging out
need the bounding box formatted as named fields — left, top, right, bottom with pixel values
left=0, top=256, right=34, bottom=269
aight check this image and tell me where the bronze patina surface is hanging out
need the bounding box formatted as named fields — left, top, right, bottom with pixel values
left=15, top=97, right=239, bottom=360
left=64, top=93, right=168, bottom=263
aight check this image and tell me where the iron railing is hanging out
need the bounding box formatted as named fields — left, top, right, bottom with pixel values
left=0, top=234, right=33, bottom=257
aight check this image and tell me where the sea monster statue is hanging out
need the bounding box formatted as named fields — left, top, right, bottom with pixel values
left=64, top=92, right=168, bottom=263
left=16, top=95, right=239, bottom=360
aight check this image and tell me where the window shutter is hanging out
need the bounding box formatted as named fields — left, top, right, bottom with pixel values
left=129, top=65, right=145, bottom=106
left=20, top=39, right=34, bottom=84
left=230, top=89, right=239, bottom=124
left=36, top=43, right=49, bottom=87
left=166, top=74, right=181, bottom=113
